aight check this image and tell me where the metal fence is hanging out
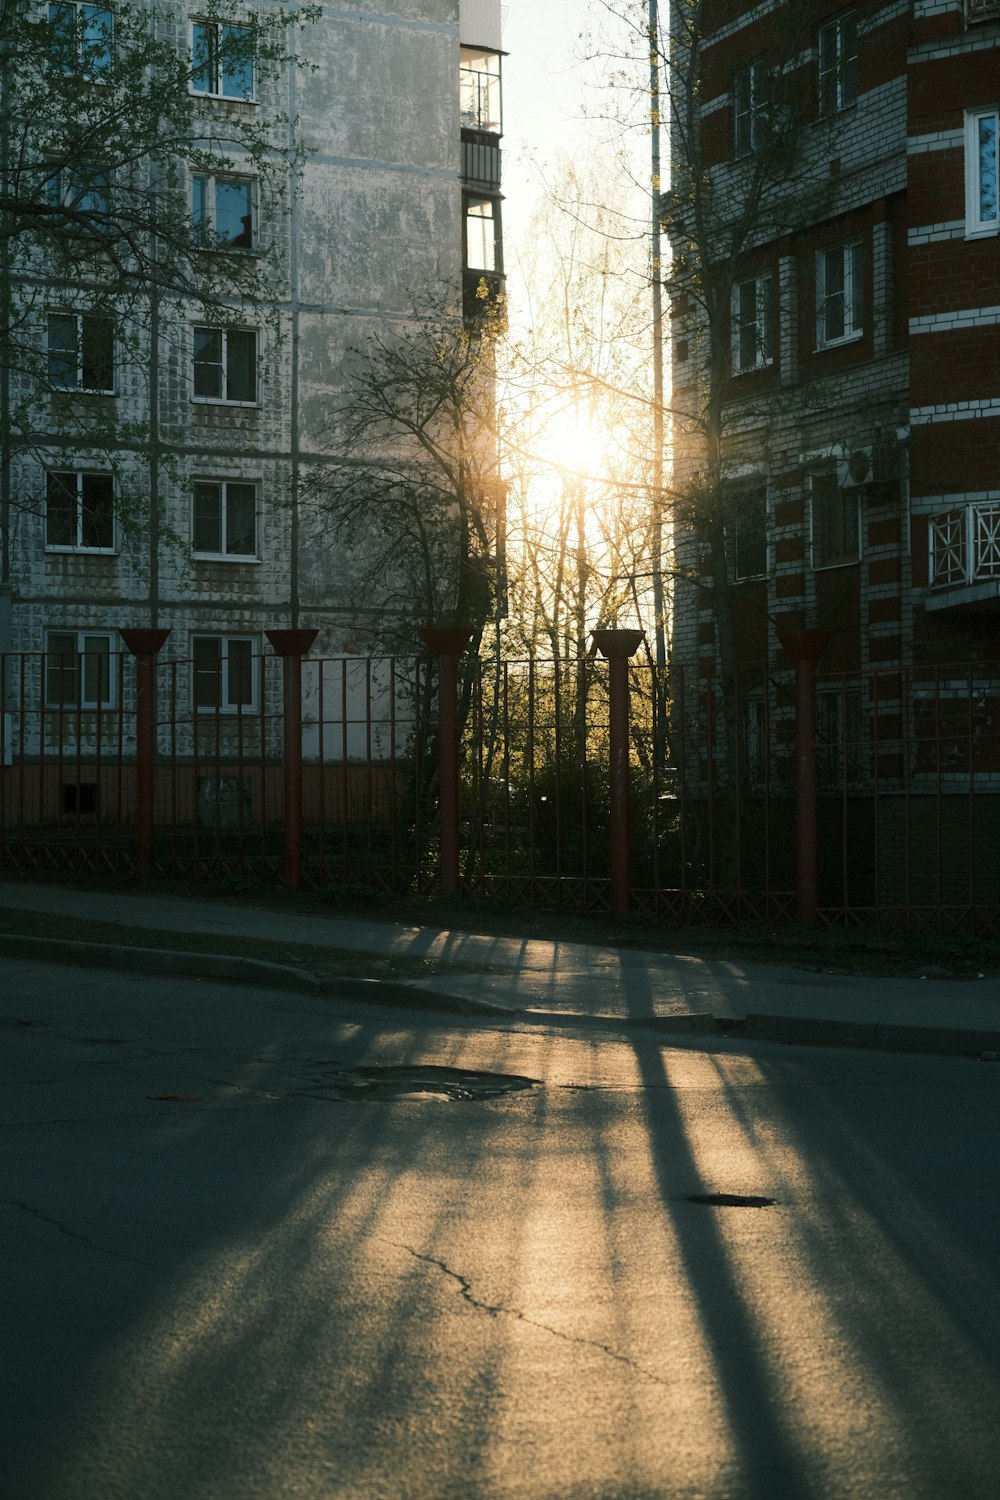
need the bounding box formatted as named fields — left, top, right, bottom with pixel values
left=1, top=639, right=998, bottom=933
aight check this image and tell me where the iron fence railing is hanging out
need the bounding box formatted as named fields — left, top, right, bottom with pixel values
left=1, top=646, right=998, bottom=932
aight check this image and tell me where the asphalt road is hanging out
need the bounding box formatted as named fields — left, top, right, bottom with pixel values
left=2, top=956, right=1000, bottom=1499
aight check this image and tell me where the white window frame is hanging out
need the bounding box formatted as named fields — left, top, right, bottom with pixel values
left=190, top=18, right=256, bottom=102
left=464, top=194, right=499, bottom=272
left=965, top=107, right=999, bottom=239
left=45, top=469, right=116, bottom=553
left=816, top=239, right=864, bottom=349
left=192, top=634, right=260, bottom=714
left=731, top=485, right=769, bottom=580
left=192, top=172, right=257, bottom=251
left=48, top=165, right=112, bottom=233
left=811, top=469, right=861, bottom=569
left=734, top=58, right=769, bottom=156
left=731, top=274, right=773, bottom=373
left=192, top=478, right=259, bottom=560
left=44, top=629, right=117, bottom=710
left=818, top=12, right=858, bottom=116
left=49, top=1, right=114, bottom=78
left=192, top=325, right=258, bottom=405
left=46, top=310, right=114, bottom=392
left=460, top=47, right=502, bottom=133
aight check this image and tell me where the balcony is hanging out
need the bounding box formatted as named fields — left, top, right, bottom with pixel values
left=927, top=502, right=1000, bottom=611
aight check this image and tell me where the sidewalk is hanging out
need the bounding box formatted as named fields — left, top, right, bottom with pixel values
left=2, top=878, right=998, bottom=1057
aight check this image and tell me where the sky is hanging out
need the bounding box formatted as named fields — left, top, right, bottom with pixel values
left=495, top=1, right=650, bottom=319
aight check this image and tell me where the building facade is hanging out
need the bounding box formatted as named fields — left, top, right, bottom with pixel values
left=664, top=0, right=999, bottom=906
left=1, top=0, right=505, bottom=703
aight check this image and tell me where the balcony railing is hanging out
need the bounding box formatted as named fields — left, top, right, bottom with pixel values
left=930, top=502, right=1000, bottom=588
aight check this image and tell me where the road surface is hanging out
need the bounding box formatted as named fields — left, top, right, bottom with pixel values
left=2, top=957, right=999, bottom=1498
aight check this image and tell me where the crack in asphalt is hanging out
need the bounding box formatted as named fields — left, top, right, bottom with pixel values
left=2, top=1198, right=156, bottom=1268
left=392, top=1241, right=671, bottom=1388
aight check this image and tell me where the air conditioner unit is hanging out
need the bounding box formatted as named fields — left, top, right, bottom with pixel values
left=838, top=447, right=874, bottom=489
left=838, top=441, right=896, bottom=491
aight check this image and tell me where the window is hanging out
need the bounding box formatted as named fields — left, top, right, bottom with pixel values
left=731, top=274, right=773, bottom=373
left=816, top=239, right=863, bottom=347
left=742, top=696, right=769, bottom=786
left=818, top=13, right=858, bottom=115
left=48, top=166, right=111, bottom=233
left=732, top=486, right=768, bottom=579
left=45, top=470, right=115, bottom=551
left=965, top=108, right=999, bottom=237
left=47, top=312, right=114, bottom=392
left=191, top=20, right=254, bottom=101
left=193, top=480, right=257, bottom=558
left=192, top=174, right=255, bottom=250
left=817, top=686, right=865, bottom=786
left=464, top=194, right=499, bottom=272
left=193, top=326, right=257, bottom=403
left=45, top=631, right=116, bottom=709
left=460, top=47, right=502, bottom=133
left=192, top=635, right=258, bottom=712
left=49, top=2, right=113, bottom=77
left=811, top=470, right=859, bottom=567
left=734, top=59, right=770, bottom=155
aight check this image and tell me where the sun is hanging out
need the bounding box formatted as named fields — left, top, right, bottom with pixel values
left=541, top=409, right=609, bottom=481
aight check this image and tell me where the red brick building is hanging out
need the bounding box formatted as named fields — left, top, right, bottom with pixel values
left=664, top=0, right=999, bottom=912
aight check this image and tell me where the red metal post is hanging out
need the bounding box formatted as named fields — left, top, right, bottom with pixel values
left=778, top=629, right=831, bottom=927
left=419, top=626, right=474, bottom=898
left=594, top=628, right=645, bottom=920
left=119, top=629, right=170, bottom=877
left=265, top=629, right=318, bottom=889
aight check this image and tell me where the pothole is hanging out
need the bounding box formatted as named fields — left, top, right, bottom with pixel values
left=301, top=1064, right=540, bottom=1103
left=687, top=1193, right=777, bottom=1209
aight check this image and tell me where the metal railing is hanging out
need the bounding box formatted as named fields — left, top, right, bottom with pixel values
left=1, top=640, right=998, bottom=933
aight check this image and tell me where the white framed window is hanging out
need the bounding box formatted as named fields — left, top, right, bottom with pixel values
left=731, top=485, right=768, bottom=579
left=49, top=1, right=113, bottom=77
left=190, top=19, right=255, bottom=101
left=192, top=635, right=259, bottom=713
left=731, top=274, right=773, bottom=373
left=460, top=47, right=502, bottom=133
left=192, top=326, right=257, bottom=403
left=817, top=685, right=866, bottom=786
left=818, top=13, right=858, bottom=115
left=811, top=470, right=860, bottom=568
left=193, top=479, right=257, bottom=558
left=192, top=173, right=256, bottom=250
left=734, top=59, right=770, bottom=156
left=965, top=108, right=999, bottom=238
left=816, top=239, right=863, bottom=347
left=45, top=470, right=115, bottom=552
left=464, top=194, right=499, bottom=272
left=45, top=630, right=117, bottom=709
left=47, top=166, right=111, bottom=233
left=47, top=311, right=114, bottom=392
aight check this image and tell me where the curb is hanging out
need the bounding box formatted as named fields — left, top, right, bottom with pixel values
left=741, top=1011, right=1000, bottom=1059
left=0, top=933, right=513, bottom=1018
left=4, top=933, right=999, bottom=1058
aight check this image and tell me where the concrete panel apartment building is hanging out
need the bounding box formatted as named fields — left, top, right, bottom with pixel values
left=0, top=0, right=505, bottom=688
left=665, top=0, right=999, bottom=907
